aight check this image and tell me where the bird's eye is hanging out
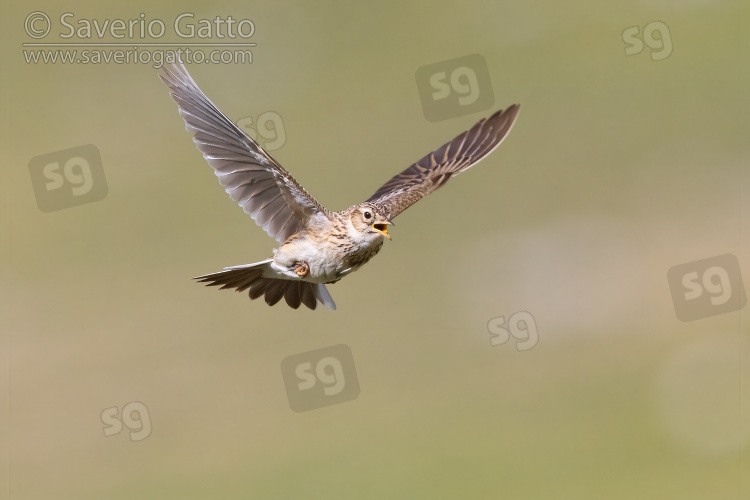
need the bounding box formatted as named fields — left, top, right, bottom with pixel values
left=364, top=211, right=371, bottom=219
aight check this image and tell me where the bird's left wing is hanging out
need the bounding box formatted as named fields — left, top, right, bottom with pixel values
left=366, top=105, right=520, bottom=219
left=160, top=62, right=328, bottom=244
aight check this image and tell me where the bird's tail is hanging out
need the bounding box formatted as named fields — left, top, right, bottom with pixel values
left=193, top=259, right=336, bottom=310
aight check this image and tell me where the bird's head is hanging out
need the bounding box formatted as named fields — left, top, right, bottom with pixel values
left=349, top=203, right=393, bottom=240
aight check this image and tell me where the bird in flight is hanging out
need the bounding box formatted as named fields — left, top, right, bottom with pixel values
left=161, top=63, right=519, bottom=310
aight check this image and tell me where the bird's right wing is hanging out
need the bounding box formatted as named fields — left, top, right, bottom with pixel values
left=366, top=105, right=520, bottom=219
left=160, top=62, right=329, bottom=244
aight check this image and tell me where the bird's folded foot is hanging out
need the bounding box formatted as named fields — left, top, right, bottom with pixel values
left=293, top=261, right=310, bottom=277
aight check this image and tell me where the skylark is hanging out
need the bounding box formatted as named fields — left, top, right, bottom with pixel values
left=161, top=63, right=520, bottom=310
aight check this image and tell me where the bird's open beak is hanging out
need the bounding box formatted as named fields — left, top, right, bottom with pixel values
left=373, top=222, right=391, bottom=240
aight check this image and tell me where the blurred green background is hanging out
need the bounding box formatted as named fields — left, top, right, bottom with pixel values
left=3, top=1, right=748, bottom=499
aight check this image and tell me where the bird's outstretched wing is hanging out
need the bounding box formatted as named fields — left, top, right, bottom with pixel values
left=160, top=62, right=328, bottom=244
left=366, top=105, right=520, bottom=219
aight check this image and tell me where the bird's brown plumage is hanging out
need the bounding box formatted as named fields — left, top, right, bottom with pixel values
left=366, top=105, right=520, bottom=219
left=160, top=61, right=520, bottom=310
left=160, top=62, right=329, bottom=245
